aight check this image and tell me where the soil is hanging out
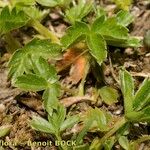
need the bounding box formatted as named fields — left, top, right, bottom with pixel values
left=0, top=0, right=150, bottom=150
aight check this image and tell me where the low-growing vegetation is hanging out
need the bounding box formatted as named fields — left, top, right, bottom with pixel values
left=0, top=0, right=150, bottom=149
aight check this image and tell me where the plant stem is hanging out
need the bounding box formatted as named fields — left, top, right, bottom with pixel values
left=90, top=117, right=126, bottom=150
left=130, top=135, right=150, bottom=149
left=55, top=134, right=68, bottom=150
left=126, top=111, right=143, bottom=121
left=78, top=57, right=90, bottom=96
left=135, top=135, right=150, bottom=144
left=61, top=85, right=77, bottom=95
left=4, top=32, right=21, bottom=53
left=100, top=117, right=126, bottom=143
left=30, top=19, right=60, bottom=43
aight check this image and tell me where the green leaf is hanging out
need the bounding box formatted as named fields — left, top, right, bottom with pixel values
left=8, top=50, right=26, bottom=81
left=8, top=39, right=61, bottom=81
left=87, top=33, right=107, bottom=65
left=36, top=0, right=58, bottom=7
left=31, top=105, right=67, bottom=136
left=48, top=105, right=66, bottom=131
left=94, top=17, right=129, bottom=41
left=91, top=108, right=110, bottom=131
left=54, top=104, right=66, bottom=128
left=138, top=106, right=150, bottom=122
left=12, top=0, right=36, bottom=6
left=30, top=115, right=55, bottom=134
left=126, top=111, right=142, bottom=121
left=90, top=60, right=104, bottom=83
left=90, top=138, right=101, bottom=150
left=90, top=134, right=114, bottom=150
left=86, top=108, right=110, bottom=132
left=15, top=74, right=48, bottom=91
left=120, top=69, right=134, bottom=113
left=133, top=78, right=150, bottom=111
left=103, top=137, right=115, bottom=150
left=77, top=108, right=110, bottom=144
left=118, top=136, right=130, bottom=150
left=60, top=115, right=80, bottom=132
left=61, top=21, right=89, bottom=48
left=95, top=7, right=107, bottom=18
left=36, top=0, right=71, bottom=7
left=0, top=7, right=29, bottom=34
left=116, top=123, right=129, bottom=137
left=112, top=0, right=132, bottom=11
left=112, top=36, right=141, bottom=47
left=73, top=144, right=90, bottom=150
left=31, top=56, right=58, bottom=82
left=91, top=15, right=105, bottom=32
left=116, top=10, right=134, bottom=27
left=99, top=86, right=119, bottom=105
left=0, top=125, right=11, bottom=138
left=43, top=84, right=60, bottom=115
left=23, top=6, right=49, bottom=21
left=127, top=106, right=150, bottom=122
left=76, top=119, right=92, bottom=144
left=65, top=0, right=92, bottom=24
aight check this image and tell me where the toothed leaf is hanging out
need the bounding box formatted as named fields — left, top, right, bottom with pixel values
left=43, top=84, right=60, bottom=115
left=0, top=7, right=29, bottom=34
left=60, top=115, right=80, bottom=131
left=99, top=86, right=119, bottom=105
left=61, top=21, right=89, bottom=48
left=8, top=39, right=61, bottom=82
left=93, top=17, right=129, bottom=42
left=133, top=78, right=150, bottom=111
left=116, top=10, right=134, bottom=27
left=87, top=33, right=107, bottom=65
left=15, top=74, right=48, bottom=91
left=30, top=115, right=55, bottom=134
left=120, top=69, right=134, bottom=113
left=65, top=0, right=92, bottom=24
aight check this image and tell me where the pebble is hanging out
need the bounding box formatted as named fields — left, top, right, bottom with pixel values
left=113, top=109, right=122, bottom=115
left=125, top=48, right=134, bottom=55
left=0, top=104, right=5, bottom=113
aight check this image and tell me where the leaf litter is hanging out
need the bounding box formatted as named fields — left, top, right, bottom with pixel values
left=0, top=0, right=150, bottom=149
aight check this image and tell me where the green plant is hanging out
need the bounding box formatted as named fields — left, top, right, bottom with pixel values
left=35, top=0, right=93, bottom=24
left=61, top=10, right=140, bottom=65
left=36, top=0, right=72, bottom=8
left=112, top=0, right=133, bottom=11
left=90, top=69, right=150, bottom=149
left=30, top=104, right=79, bottom=150
left=0, top=5, right=59, bottom=53
left=8, top=40, right=61, bottom=114
left=1, top=1, right=148, bottom=149
left=0, top=125, right=12, bottom=138
left=76, top=107, right=113, bottom=145
left=65, top=0, right=93, bottom=24
left=99, top=86, right=119, bottom=105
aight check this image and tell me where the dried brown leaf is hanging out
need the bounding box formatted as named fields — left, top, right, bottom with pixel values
left=60, top=96, right=92, bottom=107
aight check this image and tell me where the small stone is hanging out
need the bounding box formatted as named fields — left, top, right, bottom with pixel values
left=113, top=109, right=122, bottom=115
left=125, top=48, right=134, bottom=55
left=49, top=12, right=60, bottom=20
left=104, top=66, right=111, bottom=76
left=0, top=104, right=5, bottom=113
